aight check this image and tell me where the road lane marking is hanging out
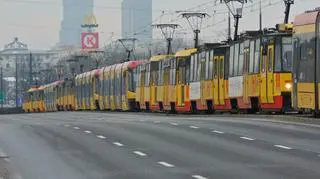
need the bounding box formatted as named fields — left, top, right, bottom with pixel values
left=170, top=123, right=179, bottom=126
left=84, top=130, right=92, bottom=134
left=133, top=151, right=147, bottom=157
left=158, top=161, right=175, bottom=168
left=73, top=127, right=80, bottom=130
left=212, top=130, right=224, bottom=134
left=240, top=137, right=255, bottom=141
left=113, top=142, right=124, bottom=147
left=154, top=121, right=161, bottom=123
left=274, top=145, right=292, bottom=150
left=189, top=126, right=199, bottom=129
left=64, top=124, right=70, bottom=127
left=140, top=119, right=145, bottom=122
left=97, top=135, right=106, bottom=139
left=192, top=175, right=208, bottom=179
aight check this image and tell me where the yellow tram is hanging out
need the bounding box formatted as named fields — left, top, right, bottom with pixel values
left=228, top=24, right=293, bottom=113
left=292, top=8, right=320, bottom=114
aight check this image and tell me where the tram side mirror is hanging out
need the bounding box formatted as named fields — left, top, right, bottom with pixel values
left=262, top=44, right=268, bottom=56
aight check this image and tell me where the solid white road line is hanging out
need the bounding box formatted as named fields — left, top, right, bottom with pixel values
left=240, top=137, right=255, bottom=141
left=133, top=151, right=147, bottom=157
left=97, top=135, right=106, bottom=139
left=212, top=130, right=224, bottom=134
left=158, top=161, right=175, bottom=168
left=113, top=142, right=124, bottom=147
left=274, top=145, right=292, bottom=150
left=170, top=123, right=179, bottom=126
left=189, top=126, right=199, bottom=129
left=84, top=130, right=92, bottom=134
left=192, top=175, right=208, bottom=179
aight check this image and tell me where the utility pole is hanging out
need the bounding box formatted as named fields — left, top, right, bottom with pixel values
left=228, top=11, right=232, bottom=41
left=0, top=67, right=3, bottom=109
left=29, top=52, right=32, bottom=86
left=153, top=24, right=179, bottom=55
left=15, top=54, right=18, bottom=108
left=220, top=0, right=249, bottom=41
left=284, top=0, right=294, bottom=24
left=118, top=38, right=137, bottom=62
left=181, top=12, right=208, bottom=48
left=259, top=0, right=262, bottom=32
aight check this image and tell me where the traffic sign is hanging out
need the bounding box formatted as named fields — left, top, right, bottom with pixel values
left=81, top=32, right=99, bottom=50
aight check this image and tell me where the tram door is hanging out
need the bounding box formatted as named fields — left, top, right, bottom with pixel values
left=260, top=44, right=275, bottom=104
left=176, top=59, right=186, bottom=107
left=213, top=56, right=225, bottom=105
left=243, top=48, right=250, bottom=104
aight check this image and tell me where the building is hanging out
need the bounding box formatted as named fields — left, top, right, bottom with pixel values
left=59, top=0, right=94, bottom=47
left=121, top=0, right=153, bottom=43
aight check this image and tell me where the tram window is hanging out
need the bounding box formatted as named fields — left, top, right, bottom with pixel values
left=254, top=39, right=261, bottom=73
left=268, top=48, right=273, bottom=72
left=235, top=43, right=240, bottom=76
left=197, top=55, right=201, bottom=82
left=214, top=58, right=218, bottom=78
left=249, top=41, right=255, bottom=73
left=190, top=55, right=194, bottom=82
left=275, top=42, right=282, bottom=72
left=193, top=54, right=198, bottom=82
left=282, top=37, right=293, bottom=71
left=205, top=51, right=209, bottom=80
left=209, top=50, right=214, bottom=80
left=220, top=59, right=224, bottom=78
left=229, top=45, right=234, bottom=77
left=239, top=43, right=244, bottom=75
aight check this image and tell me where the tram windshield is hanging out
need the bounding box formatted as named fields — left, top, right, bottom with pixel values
left=282, top=37, right=293, bottom=72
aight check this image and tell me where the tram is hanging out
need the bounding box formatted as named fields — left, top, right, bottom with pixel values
left=292, top=8, right=320, bottom=114
left=228, top=24, right=293, bottom=113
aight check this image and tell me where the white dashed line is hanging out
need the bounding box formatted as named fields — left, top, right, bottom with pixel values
left=274, top=145, right=292, bottom=150
left=212, top=130, right=224, bottom=134
left=97, top=135, right=106, bottom=139
left=240, top=137, right=255, bottom=141
left=140, top=119, right=145, bottom=122
left=64, top=124, right=70, bottom=127
left=189, top=126, right=199, bottom=129
left=84, top=130, right=92, bottom=134
left=170, top=123, right=179, bottom=126
left=133, top=151, right=147, bottom=157
left=154, top=121, right=161, bottom=123
left=113, top=142, right=124, bottom=147
left=158, top=161, right=175, bottom=168
left=73, top=127, right=80, bottom=130
left=36, top=123, right=40, bottom=125
left=192, top=175, right=208, bottom=179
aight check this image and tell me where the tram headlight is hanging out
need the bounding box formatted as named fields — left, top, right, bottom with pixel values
left=285, top=83, right=292, bottom=90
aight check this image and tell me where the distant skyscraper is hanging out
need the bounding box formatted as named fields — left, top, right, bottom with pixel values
left=59, top=0, right=93, bottom=47
left=121, top=0, right=153, bottom=43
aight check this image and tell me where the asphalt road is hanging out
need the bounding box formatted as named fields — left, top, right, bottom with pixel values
left=0, top=112, right=319, bottom=179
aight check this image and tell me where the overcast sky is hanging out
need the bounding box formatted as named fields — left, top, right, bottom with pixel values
left=0, top=0, right=317, bottom=49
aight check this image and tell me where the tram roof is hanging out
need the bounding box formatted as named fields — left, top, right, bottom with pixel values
left=175, top=48, right=197, bottom=57
left=150, top=55, right=169, bottom=62
left=294, top=10, right=319, bottom=27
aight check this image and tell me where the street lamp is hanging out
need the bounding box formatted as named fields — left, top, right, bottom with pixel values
left=118, top=38, right=137, bottom=62
left=220, top=0, right=250, bottom=41
left=181, top=12, right=209, bottom=48
left=153, top=24, right=179, bottom=55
